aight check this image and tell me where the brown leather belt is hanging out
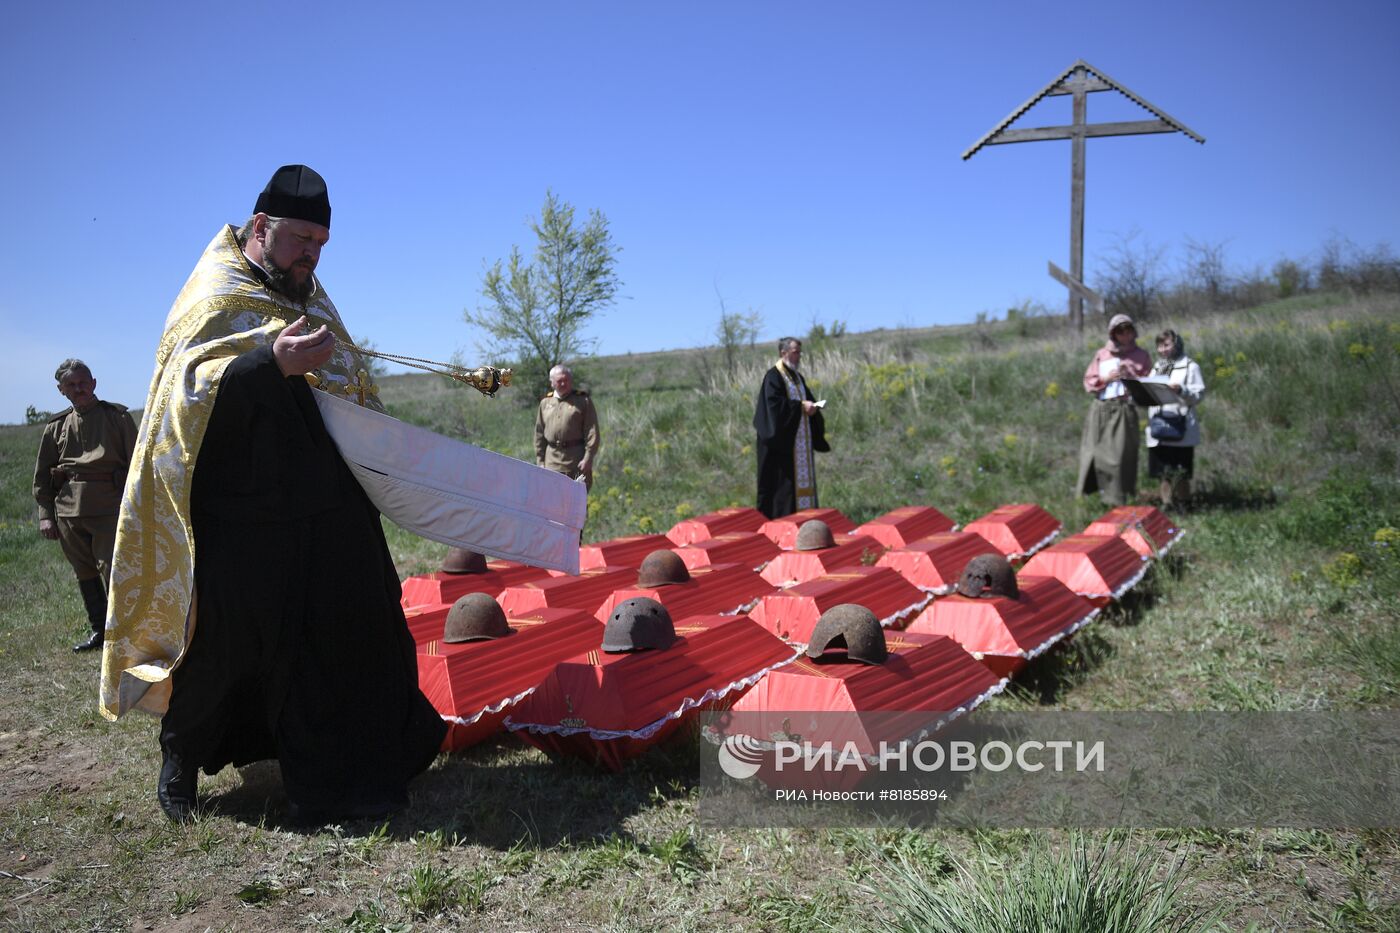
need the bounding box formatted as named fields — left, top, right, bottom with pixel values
left=546, top=439, right=583, bottom=450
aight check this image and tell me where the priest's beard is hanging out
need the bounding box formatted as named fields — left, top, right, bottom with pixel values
left=263, top=257, right=316, bottom=304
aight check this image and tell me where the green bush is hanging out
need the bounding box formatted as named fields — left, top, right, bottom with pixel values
left=1277, top=472, right=1398, bottom=549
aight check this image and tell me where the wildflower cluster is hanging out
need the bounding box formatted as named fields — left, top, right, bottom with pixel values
left=1322, top=552, right=1364, bottom=588
left=862, top=362, right=926, bottom=403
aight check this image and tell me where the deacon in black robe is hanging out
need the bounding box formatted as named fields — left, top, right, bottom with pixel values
left=159, top=345, right=446, bottom=820
left=753, top=358, right=829, bottom=520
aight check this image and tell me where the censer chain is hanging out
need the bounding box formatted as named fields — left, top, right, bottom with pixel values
left=335, top=339, right=513, bottom=396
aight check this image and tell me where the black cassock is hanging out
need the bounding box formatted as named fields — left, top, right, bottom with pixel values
left=159, top=346, right=445, bottom=816
left=752, top=364, right=830, bottom=519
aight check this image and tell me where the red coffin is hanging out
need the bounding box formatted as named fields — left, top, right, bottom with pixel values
left=401, top=560, right=552, bottom=610
left=1080, top=517, right=1161, bottom=560
left=963, top=503, right=1062, bottom=561
left=499, top=566, right=637, bottom=616
left=758, top=508, right=857, bottom=549
left=675, top=532, right=781, bottom=572
left=405, top=602, right=452, bottom=648
left=711, top=631, right=1006, bottom=790
left=666, top=507, right=767, bottom=546
left=595, top=563, right=777, bottom=621
left=579, top=534, right=674, bottom=571
left=855, top=506, right=957, bottom=549
left=505, top=615, right=800, bottom=772
left=1088, top=505, right=1183, bottom=557
left=1018, top=534, right=1150, bottom=605
left=905, top=576, right=1098, bottom=678
left=876, top=531, right=1001, bottom=594
left=417, top=608, right=604, bottom=751
left=760, top=534, right=884, bottom=587
left=749, top=566, right=931, bottom=644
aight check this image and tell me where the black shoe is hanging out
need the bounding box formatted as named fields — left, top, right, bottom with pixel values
left=157, top=746, right=197, bottom=823
left=73, top=630, right=104, bottom=653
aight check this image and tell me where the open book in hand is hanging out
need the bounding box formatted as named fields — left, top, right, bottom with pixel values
left=1122, top=375, right=1183, bottom=407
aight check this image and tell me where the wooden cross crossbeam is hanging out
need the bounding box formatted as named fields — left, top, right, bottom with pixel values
left=1047, top=260, right=1104, bottom=317
left=984, top=119, right=1181, bottom=146
left=962, top=60, right=1204, bottom=333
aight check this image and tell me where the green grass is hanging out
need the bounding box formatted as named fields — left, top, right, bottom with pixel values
left=395, top=863, right=477, bottom=920
left=871, top=832, right=1216, bottom=933
left=2, top=293, right=1398, bottom=929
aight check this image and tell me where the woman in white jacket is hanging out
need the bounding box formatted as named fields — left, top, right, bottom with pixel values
left=1145, top=329, right=1206, bottom=510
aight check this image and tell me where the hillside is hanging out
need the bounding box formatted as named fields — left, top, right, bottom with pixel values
left=1, top=293, right=1397, bottom=930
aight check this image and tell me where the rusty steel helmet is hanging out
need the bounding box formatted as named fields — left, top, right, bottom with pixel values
left=956, top=554, right=1019, bottom=599
left=441, top=547, right=488, bottom=574
left=444, top=593, right=510, bottom=643
left=795, top=519, right=835, bottom=551
left=805, top=604, right=887, bottom=665
left=602, top=597, right=677, bottom=653
left=636, top=549, right=691, bottom=587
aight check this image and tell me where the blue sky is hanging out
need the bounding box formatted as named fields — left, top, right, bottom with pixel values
left=2, top=0, right=1397, bottom=421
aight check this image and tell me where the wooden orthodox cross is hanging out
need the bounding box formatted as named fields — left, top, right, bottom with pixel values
left=962, top=60, right=1204, bottom=333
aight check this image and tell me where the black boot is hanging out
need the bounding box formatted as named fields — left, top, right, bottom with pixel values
left=73, top=577, right=107, bottom=653
left=157, top=742, right=198, bottom=823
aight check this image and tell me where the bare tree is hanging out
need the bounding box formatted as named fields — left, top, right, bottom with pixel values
left=1181, top=237, right=1230, bottom=310
left=1095, top=229, right=1166, bottom=324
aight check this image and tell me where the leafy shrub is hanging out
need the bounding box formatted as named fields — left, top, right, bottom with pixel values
left=1276, top=472, right=1397, bottom=549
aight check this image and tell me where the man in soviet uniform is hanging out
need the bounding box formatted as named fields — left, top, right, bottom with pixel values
left=33, top=359, right=137, bottom=652
left=534, top=363, right=600, bottom=490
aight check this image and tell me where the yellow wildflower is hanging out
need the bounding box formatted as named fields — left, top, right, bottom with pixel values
left=1322, top=552, right=1363, bottom=587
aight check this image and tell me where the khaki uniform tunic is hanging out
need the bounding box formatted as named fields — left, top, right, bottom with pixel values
left=33, top=400, right=138, bottom=582
left=534, top=389, right=600, bottom=490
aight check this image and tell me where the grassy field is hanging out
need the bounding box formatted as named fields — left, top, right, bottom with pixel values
left=1, top=293, right=1397, bottom=931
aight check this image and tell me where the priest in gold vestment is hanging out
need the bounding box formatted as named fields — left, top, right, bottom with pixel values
left=101, top=165, right=444, bottom=822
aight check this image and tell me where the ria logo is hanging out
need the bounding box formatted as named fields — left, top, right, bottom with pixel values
left=717, top=734, right=765, bottom=780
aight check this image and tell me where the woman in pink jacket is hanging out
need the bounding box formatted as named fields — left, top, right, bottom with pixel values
left=1076, top=314, right=1152, bottom=505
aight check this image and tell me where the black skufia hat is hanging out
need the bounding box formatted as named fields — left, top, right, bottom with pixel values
left=254, top=164, right=331, bottom=229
